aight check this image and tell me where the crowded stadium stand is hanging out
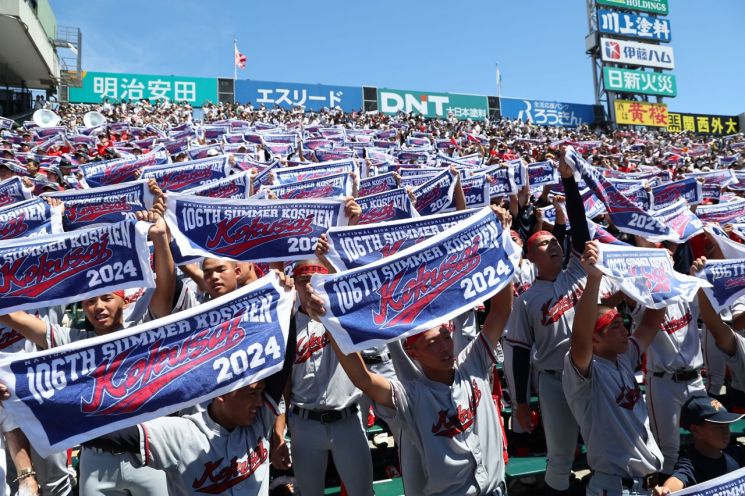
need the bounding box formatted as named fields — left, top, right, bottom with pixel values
left=3, top=2, right=745, bottom=496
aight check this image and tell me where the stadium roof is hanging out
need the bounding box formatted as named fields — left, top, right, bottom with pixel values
left=0, top=0, right=60, bottom=89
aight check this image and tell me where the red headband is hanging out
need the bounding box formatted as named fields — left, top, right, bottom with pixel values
left=594, top=309, right=620, bottom=334
left=293, top=264, right=329, bottom=277
left=526, top=230, right=554, bottom=252
left=111, top=290, right=126, bottom=301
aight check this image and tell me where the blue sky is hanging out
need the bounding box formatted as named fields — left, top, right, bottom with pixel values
left=51, top=0, right=744, bottom=115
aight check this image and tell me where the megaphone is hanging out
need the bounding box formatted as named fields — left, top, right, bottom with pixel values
left=32, top=109, right=61, bottom=128
left=83, top=111, right=107, bottom=128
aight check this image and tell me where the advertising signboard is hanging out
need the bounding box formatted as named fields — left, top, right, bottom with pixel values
left=234, top=80, right=363, bottom=112
left=600, top=37, right=675, bottom=69
left=604, top=67, right=676, bottom=97
left=596, top=0, right=669, bottom=15
left=667, top=113, right=740, bottom=135
left=377, top=88, right=489, bottom=120
left=68, top=71, right=217, bottom=107
left=614, top=100, right=669, bottom=127
left=501, top=98, right=596, bottom=127
left=597, top=9, right=671, bottom=42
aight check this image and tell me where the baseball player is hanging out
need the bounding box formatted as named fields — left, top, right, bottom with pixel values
left=602, top=246, right=707, bottom=477
left=270, top=259, right=374, bottom=496
left=503, top=153, right=590, bottom=495
left=304, top=206, right=514, bottom=495
left=564, top=240, right=665, bottom=496
left=693, top=259, right=745, bottom=406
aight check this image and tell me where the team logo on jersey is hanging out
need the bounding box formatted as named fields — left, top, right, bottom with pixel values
left=205, top=216, right=315, bottom=258
left=0, top=236, right=113, bottom=298
left=615, top=383, right=642, bottom=410
left=431, top=380, right=482, bottom=437
left=540, top=287, right=584, bottom=326
left=192, top=438, right=268, bottom=493
left=0, top=326, right=24, bottom=350
left=373, top=237, right=481, bottom=326
left=659, top=310, right=692, bottom=334
left=66, top=199, right=132, bottom=223
left=294, top=332, right=330, bottom=364
left=82, top=316, right=247, bottom=415
left=514, top=281, right=531, bottom=297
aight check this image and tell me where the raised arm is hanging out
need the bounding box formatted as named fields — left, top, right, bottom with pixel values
left=304, top=284, right=394, bottom=408
left=450, top=166, right=467, bottom=211
left=327, top=334, right=394, bottom=408
left=138, top=193, right=176, bottom=319
left=570, top=241, right=603, bottom=376
left=631, top=306, right=667, bottom=353
left=691, top=257, right=737, bottom=356
left=480, top=281, right=514, bottom=345
left=559, top=149, right=590, bottom=254
left=0, top=312, right=48, bottom=349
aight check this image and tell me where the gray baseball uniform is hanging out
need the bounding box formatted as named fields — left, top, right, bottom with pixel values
left=288, top=312, right=373, bottom=496
left=501, top=259, right=536, bottom=434
left=636, top=300, right=706, bottom=474
left=563, top=338, right=663, bottom=496
left=376, top=334, right=506, bottom=496
left=503, top=256, right=586, bottom=491
left=138, top=402, right=277, bottom=495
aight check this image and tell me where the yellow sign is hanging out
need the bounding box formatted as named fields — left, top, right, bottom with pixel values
left=614, top=100, right=669, bottom=127
left=666, top=112, right=740, bottom=135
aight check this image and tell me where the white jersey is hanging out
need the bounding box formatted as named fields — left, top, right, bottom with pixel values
left=376, top=334, right=505, bottom=496
left=628, top=300, right=703, bottom=373
left=291, top=312, right=361, bottom=410
left=505, top=256, right=586, bottom=372
left=513, top=259, right=536, bottom=297
left=140, top=404, right=276, bottom=496
left=563, top=339, right=663, bottom=478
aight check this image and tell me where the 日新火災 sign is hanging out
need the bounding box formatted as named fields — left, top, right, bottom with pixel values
left=604, top=67, right=676, bottom=97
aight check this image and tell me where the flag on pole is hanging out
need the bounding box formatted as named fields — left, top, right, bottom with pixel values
left=234, top=43, right=247, bottom=69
